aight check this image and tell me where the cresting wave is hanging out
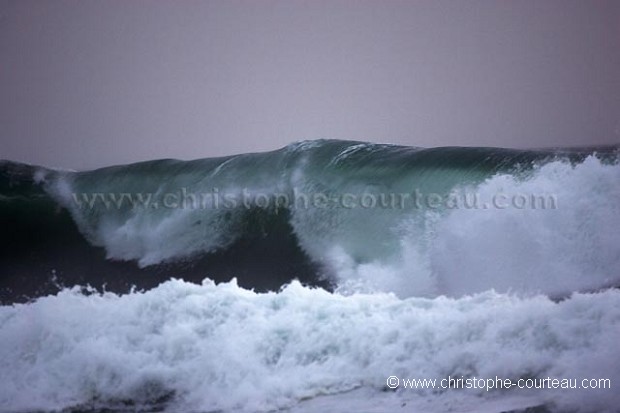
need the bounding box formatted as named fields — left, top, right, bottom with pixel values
left=1, top=139, right=619, bottom=300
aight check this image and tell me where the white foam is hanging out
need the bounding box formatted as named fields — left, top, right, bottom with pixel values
left=330, top=156, right=620, bottom=297
left=1, top=280, right=619, bottom=412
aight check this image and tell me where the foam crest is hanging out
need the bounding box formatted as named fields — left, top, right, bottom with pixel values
left=331, top=156, right=620, bottom=297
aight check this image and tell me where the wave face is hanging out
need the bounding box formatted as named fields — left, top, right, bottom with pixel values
left=1, top=139, right=619, bottom=301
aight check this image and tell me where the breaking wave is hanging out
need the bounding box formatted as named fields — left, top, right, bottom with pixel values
left=1, top=140, right=618, bottom=299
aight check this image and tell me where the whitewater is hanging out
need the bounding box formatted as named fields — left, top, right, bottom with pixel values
left=1, top=140, right=619, bottom=412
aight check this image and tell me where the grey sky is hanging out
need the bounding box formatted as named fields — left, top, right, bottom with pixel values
left=1, top=0, right=619, bottom=169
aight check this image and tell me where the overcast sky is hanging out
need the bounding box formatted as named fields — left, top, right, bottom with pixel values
left=1, top=0, right=619, bottom=169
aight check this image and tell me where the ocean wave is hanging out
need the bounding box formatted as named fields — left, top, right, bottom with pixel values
left=1, top=140, right=619, bottom=301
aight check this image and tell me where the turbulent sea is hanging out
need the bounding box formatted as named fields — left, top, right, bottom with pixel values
left=1, top=139, right=620, bottom=412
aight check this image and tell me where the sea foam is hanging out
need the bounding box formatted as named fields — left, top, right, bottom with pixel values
left=1, top=279, right=619, bottom=412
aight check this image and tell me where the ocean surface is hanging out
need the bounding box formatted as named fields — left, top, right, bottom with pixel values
left=1, top=139, right=619, bottom=412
